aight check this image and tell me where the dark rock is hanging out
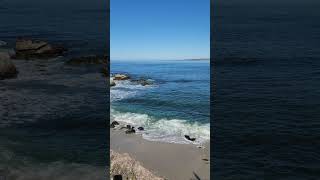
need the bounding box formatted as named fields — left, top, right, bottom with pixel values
left=0, top=52, right=18, bottom=80
left=14, top=38, right=66, bottom=59
left=113, top=74, right=130, bottom=80
left=111, top=121, right=119, bottom=126
left=131, top=78, right=153, bottom=86
left=113, top=175, right=122, bottom=180
left=202, top=158, right=209, bottom=161
left=126, top=125, right=131, bottom=129
left=125, top=127, right=136, bottom=134
left=110, top=121, right=119, bottom=128
left=138, top=127, right=144, bottom=131
left=184, top=135, right=196, bottom=141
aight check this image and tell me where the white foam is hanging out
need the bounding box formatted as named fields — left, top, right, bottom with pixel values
left=110, top=80, right=152, bottom=102
left=110, top=79, right=209, bottom=145
left=110, top=108, right=210, bottom=145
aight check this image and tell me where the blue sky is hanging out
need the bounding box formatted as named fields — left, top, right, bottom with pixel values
left=111, top=0, right=210, bottom=60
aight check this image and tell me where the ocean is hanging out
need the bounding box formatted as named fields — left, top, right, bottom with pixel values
left=0, top=0, right=108, bottom=179
left=110, top=60, right=210, bottom=145
left=212, top=1, right=320, bottom=179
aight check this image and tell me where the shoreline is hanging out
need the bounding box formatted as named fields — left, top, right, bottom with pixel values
left=110, top=127, right=210, bottom=180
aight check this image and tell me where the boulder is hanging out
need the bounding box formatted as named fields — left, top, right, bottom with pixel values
left=110, top=121, right=120, bottom=128
left=0, top=52, right=18, bottom=80
left=113, top=74, right=130, bottom=80
left=14, top=38, right=66, bottom=59
left=184, top=135, right=196, bottom=142
left=113, top=175, right=123, bottom=180
left=138, top=127, right=144, bottom=131
left=125, top=127, right=136, bottom=134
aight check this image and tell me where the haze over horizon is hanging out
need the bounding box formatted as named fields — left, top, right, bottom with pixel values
left=111, top=0, right=210, bottom=60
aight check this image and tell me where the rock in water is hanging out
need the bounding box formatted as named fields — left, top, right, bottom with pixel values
left=0, top=52, right=18, bottom=80
left=138, top=127, right=144, bottom=131
left=111, top=121, right=120, bottom=128
left=131, top=78, right=153, bottom=86
left=14, top=38, right=66, bottom=59
left=125, top=127, right=136, bottom=134
left=184, top=135, right=196, bottom=142
left=113, top=74, right=130, bottom=80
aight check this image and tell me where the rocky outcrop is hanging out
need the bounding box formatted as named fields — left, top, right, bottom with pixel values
left=111, top=121, right=120, bottom=128
left=110, top=150, right=164, bottom=180
left=125, top=127, right=136, bottom=134
left=0, top=51, right=18, bottom=79
left=14, top=38, right=66, bottom=59
left=113, top=74, right=130, bottom=80
left=184, top=135, right=196, bottom=142
left=131, top=78, right=153, bottom=86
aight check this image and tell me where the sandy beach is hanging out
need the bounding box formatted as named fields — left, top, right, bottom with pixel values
left=110, top=127, right=210, bottom=180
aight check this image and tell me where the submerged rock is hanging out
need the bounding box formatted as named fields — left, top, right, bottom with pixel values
left=14, top=38, right=66, bottom=59
left=0, top=51, right=18, bottom=80
left=113, top=74, right=130, bottom=80
left=131, top=78, right=153, bottom=86
left=138, top=127, right=144, bottom=131
left=184, top=135, right=196, bottom=142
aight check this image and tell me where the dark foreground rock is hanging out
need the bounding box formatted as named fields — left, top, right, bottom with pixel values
left=14, top=38, right=66, bottom=59
left=184, top=135, right=196, bottom=142
left=113, top=175, right=123, bottom=180
left=125, top=127, right=136, bottom=134
left=0, top=51, right=18, bottom=79
left=111, top=121, right=120, bottom=128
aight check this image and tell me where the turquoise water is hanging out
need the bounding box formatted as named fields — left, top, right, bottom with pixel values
left=111, top=60, right=210, bottom=144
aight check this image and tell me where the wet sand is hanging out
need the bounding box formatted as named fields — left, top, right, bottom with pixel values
left=110, top=128, right=210, bottom=180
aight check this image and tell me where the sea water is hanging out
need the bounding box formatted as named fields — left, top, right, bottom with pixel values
left=0, top=0, right=108, bottom=179
left=111, top=60, right=210, bottom=145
